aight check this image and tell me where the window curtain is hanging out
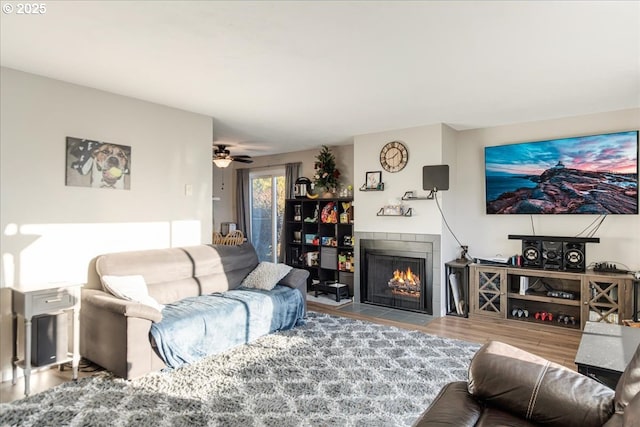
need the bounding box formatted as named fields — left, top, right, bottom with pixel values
left=236, top=168, right=251, bottom=243
left=278, top=162, right=301, bottom=262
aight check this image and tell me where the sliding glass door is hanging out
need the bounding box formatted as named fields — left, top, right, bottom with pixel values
left=249, top=168, right=285, bottom=262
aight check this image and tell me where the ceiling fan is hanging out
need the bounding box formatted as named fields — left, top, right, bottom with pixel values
left=212, top=144, right=253, bottom=168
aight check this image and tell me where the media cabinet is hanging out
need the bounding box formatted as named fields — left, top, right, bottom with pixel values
left=469, top=264, right=634, bottom=331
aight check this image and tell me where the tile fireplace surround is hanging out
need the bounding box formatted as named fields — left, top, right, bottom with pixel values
left=354, top=232, right=442, bottom=316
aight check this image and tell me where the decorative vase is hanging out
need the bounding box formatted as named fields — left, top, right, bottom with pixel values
left=320, top=186, right=337, bottom=198
left=322, top=191, right=335, bottom=198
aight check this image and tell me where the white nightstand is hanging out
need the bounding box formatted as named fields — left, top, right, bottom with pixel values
left=11, top=282, right=82, bottom=397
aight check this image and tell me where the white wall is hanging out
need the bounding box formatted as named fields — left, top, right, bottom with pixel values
left=440, top=124, right=463, bottom=284
left=212, top=163, right=236, bottom=233
left=454, top=108, right=640, bottom=270
left=0, top=68, right=213, bottom=381
left=353, top=124, right=456, bottom=316
left=354, top=123, right=446, bottom=234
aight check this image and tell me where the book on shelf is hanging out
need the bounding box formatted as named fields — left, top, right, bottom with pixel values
left=449, top=273, right=463, bottom=315
left=519, top=277, right=529, bottom=295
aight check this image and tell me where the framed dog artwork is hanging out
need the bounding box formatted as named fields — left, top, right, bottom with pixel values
left=65, top=137, right=131, bottom=190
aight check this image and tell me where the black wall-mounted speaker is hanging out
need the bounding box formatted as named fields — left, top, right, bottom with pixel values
left=542, top=241, right=564, bottom=270
left=563, top=242, right=586, bottom=272
left=521, top=240, right=542, bottom=268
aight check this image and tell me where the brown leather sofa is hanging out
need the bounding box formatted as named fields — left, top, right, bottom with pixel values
left=414, top=340, right=640, bottom=427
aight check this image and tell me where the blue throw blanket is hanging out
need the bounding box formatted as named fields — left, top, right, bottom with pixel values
left=150, top=285, right=305, bottom=369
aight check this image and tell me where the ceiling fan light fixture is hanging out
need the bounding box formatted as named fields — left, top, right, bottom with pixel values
left=213, top=157, right=233, bottom=168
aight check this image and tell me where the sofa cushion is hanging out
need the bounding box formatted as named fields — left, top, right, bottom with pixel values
left=95, top=243, right=260, bottom=304
left=623, top=391, right=640, bottom=426
left=413, top=381, right=482, bottom=427
left=468, top=341, right=614, bottom=427
left=150, top=285, right=305, bottom=368
left=278, top=268, right=310, bottom=289
left=241, top=262, right=292, bottom=290
left=476, top=406, right=539, bottom=427
left=101, top=274, right=164, bottom=312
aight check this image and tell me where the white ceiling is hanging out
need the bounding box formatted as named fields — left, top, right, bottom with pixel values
left=1, top=1, right=639, bottom=156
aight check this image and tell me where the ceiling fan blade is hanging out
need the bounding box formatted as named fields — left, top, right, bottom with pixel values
left=213, top=143, right=253, bottom=163
left=233, top=158, right=254, bottom=164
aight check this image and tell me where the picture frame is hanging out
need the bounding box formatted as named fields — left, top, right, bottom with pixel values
left=365, top=171, right=382, bottom=189
left=65, top=136, right=131, bottom=190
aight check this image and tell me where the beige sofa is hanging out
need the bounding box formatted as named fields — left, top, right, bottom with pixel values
left=80, top=243, right=308, bottom=379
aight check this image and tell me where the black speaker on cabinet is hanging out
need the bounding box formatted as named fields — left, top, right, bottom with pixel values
left=542, top=241, right=564, bottom=270
left=563, top=242, right=586, bottom=272
left=509, top=235, right=598, bottom=272
left=521, top=240, right=542, bottom=268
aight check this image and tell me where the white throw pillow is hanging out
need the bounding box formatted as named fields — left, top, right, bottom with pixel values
left=241, top=262, right=292, bottom=291
left=101, top=274, right=164, bottom=311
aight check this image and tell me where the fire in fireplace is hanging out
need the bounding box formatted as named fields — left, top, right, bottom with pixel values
left=388, top=267, right=421, bottom=297
left=360, top=239, right=433, bottom=314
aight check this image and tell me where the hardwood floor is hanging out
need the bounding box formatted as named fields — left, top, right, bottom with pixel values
left=308, top=302, right=581, bottom=370
left=1, top=303, right=581, bottom=404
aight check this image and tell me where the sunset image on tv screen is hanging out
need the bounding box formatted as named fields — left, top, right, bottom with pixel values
left=485, top=131, right=638, bottom=214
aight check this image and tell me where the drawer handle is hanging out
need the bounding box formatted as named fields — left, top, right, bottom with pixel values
left=45, top=298, right=62, bottom=303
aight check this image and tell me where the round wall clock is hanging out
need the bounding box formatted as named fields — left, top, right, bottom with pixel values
left=379, top=141, right=408, bottom=173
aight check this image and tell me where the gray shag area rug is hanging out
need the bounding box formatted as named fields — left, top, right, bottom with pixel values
left=1, top=312, right=481, bottom=427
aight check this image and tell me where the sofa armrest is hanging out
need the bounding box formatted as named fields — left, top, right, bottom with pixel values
left=413, top=381, right=482, bottom=427
left=468, top=341, right=614, bottom=427
left=82, top=288, right=163, bottom=323
left=278, top=268, right=309, bottom=288
left=278, top=268, right=309, bottom=315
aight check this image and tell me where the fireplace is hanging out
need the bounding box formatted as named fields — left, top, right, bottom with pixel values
left=360, top=239, right=433, bottom=314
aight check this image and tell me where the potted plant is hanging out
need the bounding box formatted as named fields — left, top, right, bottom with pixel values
left=313, top=145, right=340, bottom=197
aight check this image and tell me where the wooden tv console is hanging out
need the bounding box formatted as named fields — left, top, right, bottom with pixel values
left=469, top=264, right=634, bottom=331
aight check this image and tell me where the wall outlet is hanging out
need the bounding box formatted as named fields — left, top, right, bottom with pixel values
left=185, top=184, right=193, bottom=196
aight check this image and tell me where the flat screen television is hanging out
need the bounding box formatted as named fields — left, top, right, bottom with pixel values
left=485, top=130, right=638, bottom=214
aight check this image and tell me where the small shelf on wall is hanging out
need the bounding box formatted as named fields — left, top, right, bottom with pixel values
left=401, top=191, right=435, bottom=200
left=359, top=183, right=384, bottom=191
left=376, top=207, right=412, bottom=217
